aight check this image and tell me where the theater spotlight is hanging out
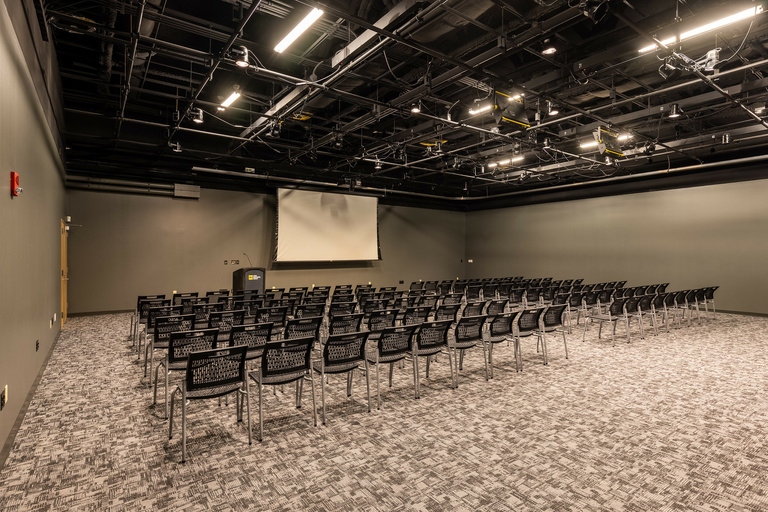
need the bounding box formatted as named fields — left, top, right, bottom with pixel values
left=232, top=45, right=249, bottom=68
left=190, top=107, right=204, bottom=124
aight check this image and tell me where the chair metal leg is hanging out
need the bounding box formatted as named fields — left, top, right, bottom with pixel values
left=309, top=372, right=317, bottom=427
left=388, top=363, right=395, bottom=388
left=375, top=361, right=381, bottom=410
left=346, top=371, right=353, bottom=397
left=168, top=387, right=177, bottom=439
left=482, top=342, right=489, bottom=380
left=488, top=342, right=494, bottom=379
left=244, top=380, right=252, bottom=445
left=625, top=316, right=631, bottom=343
left=364, top=360, right=371, bottom=413
left=562, top=330, right=568, bottom=359
left=181, top=389, right=187, bottom=463
left=258, top=380, right=264, bottom=442
left=412, top=354, right=420, bottom=399
left=320, top=367, right=326, bottom=425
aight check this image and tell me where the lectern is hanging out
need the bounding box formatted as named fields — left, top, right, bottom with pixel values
left=232, top=267, right=265, bottom=295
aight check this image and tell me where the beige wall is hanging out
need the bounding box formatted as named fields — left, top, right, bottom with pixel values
left=66, top=189, right=466, bottom=313
left=0, top=1, right=66, bottom=453
left=466, top=180, right=768, bottom=314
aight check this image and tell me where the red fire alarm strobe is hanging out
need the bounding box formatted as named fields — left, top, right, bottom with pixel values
left=10, top=171, right=22, bottom=197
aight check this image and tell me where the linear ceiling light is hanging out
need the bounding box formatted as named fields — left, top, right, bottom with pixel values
left=469, top=104, right=492, bottom=115
left=580, top=134, right=631, bottom=148
left=639, top=6, right=763, bottom=53
left=221, top=90, right=241, bottom=108
left=275, top=8, right=324, bottom=53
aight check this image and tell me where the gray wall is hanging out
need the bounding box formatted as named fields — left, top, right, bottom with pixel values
left=0, top=1, right=66, bottom=453
left=66, top=188, right=466, bottom=313
left=466, top=180, right=768, bottom=314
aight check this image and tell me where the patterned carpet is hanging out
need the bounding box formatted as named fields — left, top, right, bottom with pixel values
left=1, top=311, right=768, bottom=511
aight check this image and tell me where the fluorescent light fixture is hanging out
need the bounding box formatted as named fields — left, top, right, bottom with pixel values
left=469, top=104, right=492, bottom=115
left=511, top=155, right=524, bottom=162
left=221, top=91, right=241, bottom=108
left=580, top=140, right=599, bottom=149
left=488, top=162, right=498, bottom=168
left=618, top=134, right=632, bottom=141
left=275, top=8, right=324, bottom=53
left=639, top=6, right=763, bottom=53
left=498, top=159, right=511, bottom=165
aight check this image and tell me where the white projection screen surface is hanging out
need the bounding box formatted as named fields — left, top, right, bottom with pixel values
left=275, top=189, right=379, bottom=262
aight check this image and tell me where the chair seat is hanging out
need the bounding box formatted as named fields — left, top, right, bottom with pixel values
left=312, top=360, right=359, bottom=374
left=408, top=347, right=442, bottom=357
left=249, top=368, right=307, bottom=385
left=450, top=340, right=477, bottom=350
left=179, top=381, right=242, bottom=399
left=486, top=335, right=509, bottom=344
left=366, top=352, right=407, bottom=365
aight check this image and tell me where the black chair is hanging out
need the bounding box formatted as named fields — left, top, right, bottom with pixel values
left=192, top=303, right=223, bottom=329
left=702, top=286, right=719, bottom=319
left=461, top=300, right=487, bottom=318
left=134, top=297, right=169, bottom=353
left=283, top=316, right=323, bottom=341
left=408, top=320, right=455, bottom=398
left=145, top=311, right=193, bottom=378
left=313, top=332, right=372, bottom=425
left=451, top=315, right=490, bottom=388
left=365, top=325, right=417, bottom=409
left=582, top=296, right=630, bottom=346
left=208, top=309, right=246, bottom=344
left=513, top=307, right=546, bottom=371
left=482, top=283, right=498, bottom=300
left=402, top=306, right=432, bottom=326
left=365, top=309, right=399, bottom=335
left=434, top=303, right=460, bottom=323
left=172, top=292, right=198, bottom=306
left=295, top=302, right=326, bottom=319
left=169, top=345, right=250, bottom=462
left=328, top=301, right=357, bottom=317
left=539, top=304, right=569, bottom=363
left=132, top=294, right=165, bottom=346
left=181, top=296, right=209, bottom=315
left=154, top=328, right=218, bottom=419
left=248, top=337, right=316, bottom=442
left=484, top=313, right=515, bottom=378
left=632, top=294, right=658, bottom=337
left=255, top=306, right=289, bottom=336
left=230, top=322, right=274, bottom=365
left=441, top=293, right=464, bottom=306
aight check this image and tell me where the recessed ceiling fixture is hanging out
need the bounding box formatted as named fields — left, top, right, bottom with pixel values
left=190, top=107, right=204, bottom=124
left=669, top=103, right=682, bottom=118
left=275, top=8, right=324, bottom=53
left=233, top=46, right=249, bottom=67
left=639, top=6, right=764, bottom=53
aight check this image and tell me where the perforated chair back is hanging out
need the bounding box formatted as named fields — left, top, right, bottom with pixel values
left=582, top=291, right=598, bottom=307
left=434, top=304, right=460, bottom=323
left=147, top=305, right=183, bottom=332
left=363, top=298, right=390, bottom=314
left=442, top=293, right=463, bottom=305
left=664, top=291, right=677, bottom=308
left=657, top=283, right=669, bottom=293
left=185, top=345, right=247, bottom=398
left=181, top=296, right=209, bottom=314
left=509, top=288, right=525, bottom=304
left=454, top=315, right=487, bottom=346
left=378, top=286, right=398, bottom=293
left=424, top=281, right=439, bottom=294
left=192, top=303, right=224, bottom=328
left=321, top=332, right=370, bottom=372
left=208, top=310, right=246, bottom=341
left=488, top=313, right=513, bottom=339
left=139, top=298, right=170, bottom=322
left=303, top=295, right=328, bottom=305
left=651, top=293, right=666, bottom=311
left=608, top=297, right=629, bottom=317
left=486, top=299, right=508, bottom=316
left=403, top=306, right=431, bottom=325
left=515, top=307, right=545, bottom=337
left=568, top=292, right=583, bottom=308
left=409, top=281, right=424, bottom=291
left=168, top=328, right=218, bottom=368
left=236, top=299, right=263, bottom=316
left=260, top=337, right=313, bottom=384
left=637, top=294, right=653, bottom=313
left=284, top=316, right=323, bottom=341
left=541, top=304, right=568, bottom=329
left=376, top=325, right=417, bottom=359
left=554, top=293, right=570, bottom=305
left=255, top=306, right=289, bottom=327
left=295, top=303, right=326, bottom=319
left=413, top=320, right=452, bottom=352
left=462, top=301, right=487, bottom=317
left=172, top=292, right=198, bottom=306
left=137, top=295, right=165, bottom=316
left=674, top=290, right=688, bottom=306
left=332, top=292, right=355, bottom=303
left=329, top=301, right=357, bottom=316
left=596, top=289, right=613, bottom=305
left=367, top=309, right=399, bottom=332
left=230, top=323, right=273, bottom=360
left=154, top=314, right=195, bottom=346
left=416, top=295, right=438, bottom=309
left=328, top=313, right=364, bottom=335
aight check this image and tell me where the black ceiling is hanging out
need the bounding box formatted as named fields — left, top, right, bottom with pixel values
left=39, top=0, right=768, bottom=209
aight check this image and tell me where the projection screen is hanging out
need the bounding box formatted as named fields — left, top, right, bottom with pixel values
left=275, top=189, right=380, bottom=262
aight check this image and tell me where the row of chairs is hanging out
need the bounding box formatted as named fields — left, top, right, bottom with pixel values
left=149, top=303, right=571, bottom=462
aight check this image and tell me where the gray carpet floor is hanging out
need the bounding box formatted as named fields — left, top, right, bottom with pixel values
left=1, top=311, right=768, bottom=511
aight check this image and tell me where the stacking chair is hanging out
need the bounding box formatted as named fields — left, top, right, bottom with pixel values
left=132, top=295, right=165, bottom=346
left=486, top=299, right=508, bottom=316
left=402, top=306, right=431, bottom=326
left=466, top=285, right=482, bottom=302
left=328, top=301, right=357, bottom=317
left=483, top=313, right=515, bottom=378
left=623, top=295, right=641, bottom=335
left=423, top=281, right=439, bottom=294
left=192, top=303, right=223, bottom=329
left=208, top=309, right=246, bottom=344
left=169, top=345, right=250, bottom=462
left=172, top=292, right=198, bottom=306
left=508, top=288, right=525, bottom=310
left=313, top=332, right=372, bottom=425
left=650, top=293, right=670, bottom=333
left=205, top=290, right=228, bottom=303
left=525, top=287, right=542, bottom=307
left=365, top=309, right=399, bottom=337
left=327, top=313, right=364, bottom=338
left=154, top=328, right=218, bottom=419
left=294, top=302, right=326, bottom=319
left=416, top=295, right=438, bottom=310
left=365, top=325, right=417, bottom=409
left=181, top=296, right=209, bottom=315
left=145, top=310, right=192, bottom=377
left=283, top=316, right=323, bottom=341
left=672, top=290, right=692, bottom=326
left=539, top=304, right=569, bottom=363
left=408, top=320, right=455, bottom=398
left=434, top=303, right=460, bottom=324
left=134, top=297, right=169, bottom=351
left=578, top=291, right=598, bottom=324
left=236, top=299, right=263, bottom=320
left=661, top=291, right=682, bottom=329
left=513, top=307, right=546, bottom=371
left=362, top=298, right=390, bottom=316
left=255, top=306, right=289, bottom=336
left=702, top=286, right=719, bottom=319
left=230, top=322, right=273, bottom=366
left=248, top=337, right=316, bottom=442
left=441, top=293, right=464, bottom=306
left=482, top=283, right=498, bottom=300
left=461, top=301, right=487, bottom=318
left=582, top=296, right=630, bottom=346
left=409, top=281, right=424, bottom=292
left=451, top=315, right=490, bottom=388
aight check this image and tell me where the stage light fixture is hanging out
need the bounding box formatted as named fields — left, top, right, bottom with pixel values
left=547, top=100, right=559, bottom=116
left=669, top=104, right=682, bottom=118
left=190, top=107, right=204, bottom=124
left=233, top=46, right=249, bottom=67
